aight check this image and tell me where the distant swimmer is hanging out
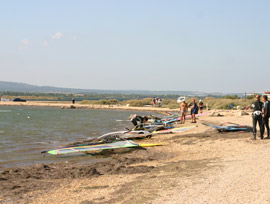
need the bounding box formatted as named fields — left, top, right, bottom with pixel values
left=251, top=95, right=264, bottom=140
left=263, top=95, right=270, bottom=139
left=130, top=115, right=148, bottom=130
left=180, top=99, right=188, bottom=124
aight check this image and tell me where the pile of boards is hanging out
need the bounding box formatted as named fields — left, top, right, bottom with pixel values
left=42, top=113, right=203, bottom=156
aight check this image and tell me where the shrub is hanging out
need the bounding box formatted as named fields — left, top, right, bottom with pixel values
left=121, top=98, right=152, bottom=107
left=80, top=99, right=120, bottom=105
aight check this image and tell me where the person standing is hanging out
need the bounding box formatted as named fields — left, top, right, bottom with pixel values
left=251, top=95, right=264, bottom=140
left=263, top=95, right=270, bottom=139
left=152, top=97, right=156, bottom=107
left=157, top=98, right=162, bottom=107
left=180, top=99, right=188, bottom=124
left=199, top=99, right=204, bottom=113
left=190, top=99, right=198, bottom=123
left=72, top=98, right=75, bottom=104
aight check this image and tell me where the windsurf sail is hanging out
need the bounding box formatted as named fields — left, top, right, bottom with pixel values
left=152, top=126, right=196, bottom=134
left=162, top=112, right=210, bottom=125
left=97, top=130, right=152, bottom=141
left=46, top=140, right=139, bottom=155
left=202, top=123, right=253, bottom=132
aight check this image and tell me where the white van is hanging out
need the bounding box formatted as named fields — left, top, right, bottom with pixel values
left=177, top=96, right=186, bottom=103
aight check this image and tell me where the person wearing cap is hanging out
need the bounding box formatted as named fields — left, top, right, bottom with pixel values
left=262, top=95, right=270, bottom=139
left=180, top=99, right=188, bottom=124
left=199, top=99, right=204, bottom=113
left=251, top=95, right=264, bottom=139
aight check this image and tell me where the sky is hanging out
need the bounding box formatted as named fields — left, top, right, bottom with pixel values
left=1, top=0, right=270, bottom=93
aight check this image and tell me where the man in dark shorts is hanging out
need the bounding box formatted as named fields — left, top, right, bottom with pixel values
left=190, top=99, right=198, bottom=123
left=263, top=95, right=270, bottom=139
left=251, top=95, right=264, bottom=140
left=199, top=100, right=204, bottom=113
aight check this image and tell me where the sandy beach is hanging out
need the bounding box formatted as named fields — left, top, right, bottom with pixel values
left=2, top=0, right=269, bottom=203
left=0, top=101, right=178, bottom=113
left=1, top=104, right=270, bottom=204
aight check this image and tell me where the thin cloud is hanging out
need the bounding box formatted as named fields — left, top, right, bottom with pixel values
left=42, top=40, right=48, bottom=47
left=21, top=40, right=30, bottom=45
left=18, top=39, right=30, bottom=50
left=51, top=32, right=63, bottom=39
left=73, top=36, right=78, bottom=41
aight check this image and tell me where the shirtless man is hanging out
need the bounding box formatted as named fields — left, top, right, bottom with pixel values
left=180, top=100, right=188, bottom=124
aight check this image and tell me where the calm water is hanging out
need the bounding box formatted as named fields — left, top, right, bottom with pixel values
left=0, top=106, right=152, bottom=170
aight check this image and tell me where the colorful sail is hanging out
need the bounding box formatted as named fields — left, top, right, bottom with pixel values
left=152, top=126, right=195, bottom=134
left=47, top=140, right=139, bottom=155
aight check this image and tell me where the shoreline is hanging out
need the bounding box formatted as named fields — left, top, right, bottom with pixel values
left=0, top=101, right=179, bottom=113
left=1, top=109, right=269, bottom=204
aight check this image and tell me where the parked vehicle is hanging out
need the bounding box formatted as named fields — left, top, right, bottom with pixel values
left=177, top=96, right=186, bottom=103
left=13, top=98, right=27, bottom=102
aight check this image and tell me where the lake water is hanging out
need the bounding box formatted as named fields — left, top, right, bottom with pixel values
left=0, top=106, right=153, bottom=170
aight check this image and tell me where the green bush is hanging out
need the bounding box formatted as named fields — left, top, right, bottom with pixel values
left=202, top=98, right=253, bottom=109
left=80, top=99, right=120, bottom=105
left=80, top=97, right=255, bottom=110
left=223, top=95, right=240, bottom=99
left=121, top=98, right=152, bottom=107
left=161, top=99, right=179, bottom=109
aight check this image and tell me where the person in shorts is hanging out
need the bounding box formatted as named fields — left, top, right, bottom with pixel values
left=199, top=99, right=204, bottom=113
left=190, top=99, right=198, bottom=123
left=180, top=99, right=188, bottom=124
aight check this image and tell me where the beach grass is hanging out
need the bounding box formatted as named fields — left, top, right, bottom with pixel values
left=79, top=97, right=254, bottom=110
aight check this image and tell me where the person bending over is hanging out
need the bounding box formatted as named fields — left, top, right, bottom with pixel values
left=130, top=115, right=148, bottom=130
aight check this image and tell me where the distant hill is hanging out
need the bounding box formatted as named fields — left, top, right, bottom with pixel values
left=0, top=81, right=241, bottom=96
left=0, top=81, right=101, bottom=94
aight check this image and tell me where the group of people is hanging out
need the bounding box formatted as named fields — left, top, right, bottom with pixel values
left=152, top=97, right=162, bottom=107
left=252, top=95, right=270, bottom=140
left=179, top=99, right=204, bottom=124
left=130, top=95, right=270, bottom=140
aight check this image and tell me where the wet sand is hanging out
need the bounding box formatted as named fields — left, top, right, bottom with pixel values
left=1, top=109, right=270, bottom=204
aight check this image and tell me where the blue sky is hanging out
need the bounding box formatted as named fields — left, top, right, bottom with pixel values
left=1, top=0, right=270, bottom=93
